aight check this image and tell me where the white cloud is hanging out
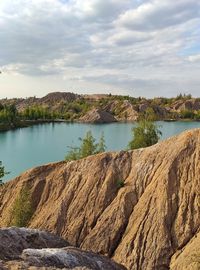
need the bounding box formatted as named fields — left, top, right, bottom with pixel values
left=116, top=0, right=200, bottom=31
left=0, top=0, right=199, bottom=98
left=188, top=54, right=200, bottom=62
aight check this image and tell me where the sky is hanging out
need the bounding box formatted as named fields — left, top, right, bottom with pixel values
left=0, top=0, right=200, bottom=98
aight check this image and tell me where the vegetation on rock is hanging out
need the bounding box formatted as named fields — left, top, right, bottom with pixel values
left=116, top=179, right=125, bottom=188
left=0, top=161, right=9, bottom=185
left=9, top=186, right=33, bottom=227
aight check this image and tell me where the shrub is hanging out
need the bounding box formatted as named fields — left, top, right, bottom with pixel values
left=10, top=186, right=33, bottom=227
left=128, top=120, right=162, bottom=150
left=180, top=110, right=195, bottom=119
left=0, top=161, right=9, bottom=185
left=65, top=131, right=106, bottom=161
left=116, top=179, right=125, bottom=188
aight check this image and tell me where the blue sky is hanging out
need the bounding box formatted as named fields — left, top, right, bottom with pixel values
left=0, top=0, right=200, bottom=98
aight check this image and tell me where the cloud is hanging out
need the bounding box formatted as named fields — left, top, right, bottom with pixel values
left=116, top=0, right=200, bottom=31
left=188, top=54, right=200, bottom=62
left=0, top=0, right=199, bottom=98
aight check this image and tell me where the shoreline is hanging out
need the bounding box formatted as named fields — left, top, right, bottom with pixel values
left=1, top=118, right=200, bottom=132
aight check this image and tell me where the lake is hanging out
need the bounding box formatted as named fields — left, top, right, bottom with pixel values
left=1, top=121, right=200, bottom=181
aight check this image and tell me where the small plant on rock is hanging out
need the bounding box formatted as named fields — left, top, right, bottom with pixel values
left=116, top=179, right=125, bottom=189
left=10, top=185, right=33, bottom=227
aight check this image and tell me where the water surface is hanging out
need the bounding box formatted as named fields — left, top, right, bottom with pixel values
left=1, top=121, right=200, bottom=181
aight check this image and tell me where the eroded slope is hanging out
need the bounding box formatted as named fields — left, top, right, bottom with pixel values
left=0, top=129, right=200, bottom=269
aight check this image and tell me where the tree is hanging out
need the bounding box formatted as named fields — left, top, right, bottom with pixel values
left=128, top=120, right=162, bottom=150
left=0, top=161, right=9, bottom=185
left=139, top=107, right=157, bottom=121
left=97, top=133, right=106, bottom=153
left=65, top=131, right=106, bottom=161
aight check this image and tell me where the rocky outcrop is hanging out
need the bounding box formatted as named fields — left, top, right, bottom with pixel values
left=116, top=101, right=139, bottom=121
left=39, top=92, right=79, bottom=105
left=103, top=100, right=139, bottom=121
left=0, top=129, right=200, bottom=269
left=21, top=247, right=125, bottom=269
left=0, top=227, right=69, bottom=260
left=79, top=108, right=117, bottom=123
left=8, top=92, right=79, bottom=112
left=0, top=227, right=125, bottom=270
left=172, top=99, right=200, bottom=112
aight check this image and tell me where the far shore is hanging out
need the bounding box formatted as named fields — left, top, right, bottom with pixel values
left=1, top=118, right=200, bottom=132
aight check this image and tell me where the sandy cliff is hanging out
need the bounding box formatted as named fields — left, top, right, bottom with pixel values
left=0, top=129, right=200, bottom=269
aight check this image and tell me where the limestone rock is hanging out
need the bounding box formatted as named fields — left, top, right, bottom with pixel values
left=21, top=247, right=126, bottom=269
left=0, top=228, right=125, bottom=270
left=0, top=227, right=69, bottom=260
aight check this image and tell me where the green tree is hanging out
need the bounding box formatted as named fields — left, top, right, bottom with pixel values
left=97, top=133, right=106, bottom=153
left=128, top=120, right=162, bottom=150
left=180, top=110, right=195, bottom=119
left=10, top=186, right=33, bottom=227
left=65, top=131, right=106, bottom=161
left=139, top=107, right=157, bottom=121
left=0, top=161, right=9, bottom=185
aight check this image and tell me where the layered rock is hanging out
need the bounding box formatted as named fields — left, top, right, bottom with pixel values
left=115, top=101, right=138, bottom=121
left=170, top=231, right=200, bottom=270
left=0, top=129, right=200, bottom=269
left=172, top=99, right=200, bottom=112
left=79, top=108, right=117, bottom=123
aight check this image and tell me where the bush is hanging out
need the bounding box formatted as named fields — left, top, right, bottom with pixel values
left=139, top=107, right=157, bottom=121
left=65, top=131, right=106, bottom=161
left=0, top=161, right=9, bottom=185
left=180, top=110, right=195, bottom=119
left=116, top=179, right=125, bottom=188
left=194, top=111, right=200, bottom=120
left=10, top=186, right=33, bottom=227
left=128, top=120, right=162, bottom=150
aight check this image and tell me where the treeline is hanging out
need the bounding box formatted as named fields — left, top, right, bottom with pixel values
left=0, top=104, right=18, bottom=123
left=179, top=110, right=200, bottom=120
left=1, top=92, right=200, bottom=128
left=22, top=106, right=59, bottom=120
left=0, top=104, right=65, bottom=123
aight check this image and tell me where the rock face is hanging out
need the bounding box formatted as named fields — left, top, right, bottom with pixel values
left=79, top=108, right=117, bottom=123
left=0, top=129, right=200, bottom=269
left=21, top=247, right=125, bottom=269
left=0, top=227, right=125, bottom=270
left=115, top=100, right=139, bottom=121
left=170, top=231, right=200, bottom=270
left=0, top=227, right=69, bottom=260
left=172, top=99, right=200, bottom=112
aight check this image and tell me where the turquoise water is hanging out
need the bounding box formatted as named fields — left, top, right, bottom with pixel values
left=1, top=121, right=200, bottom=181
